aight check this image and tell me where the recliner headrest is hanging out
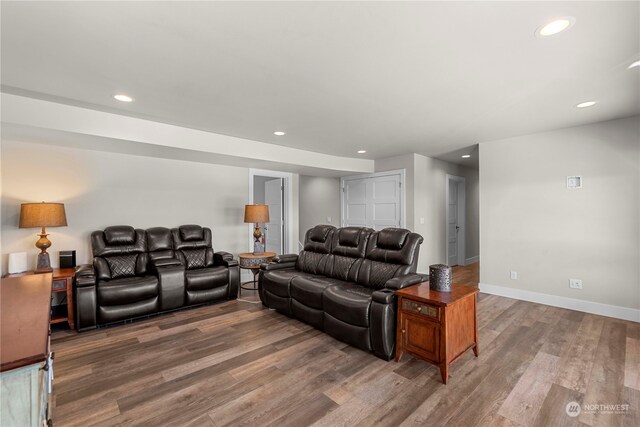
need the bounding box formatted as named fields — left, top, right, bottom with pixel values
left=104, top=226, right=136, bottom=245
left=377, top=228, right=410, bottom=250
left=304, top=225, right=335, bottom=254
left=91, top=227, right=146, bottom=257
left=331, top=227, right=373, bottom=258
left=338, top=227, right=361, bottom=247
left=179, top=224, right=204, bottom=242
left=309, top=225, right=333, bottom=243
left=366, top=228, right=423, bottom=265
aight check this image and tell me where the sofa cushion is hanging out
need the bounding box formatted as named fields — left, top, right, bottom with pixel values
left=98, top=276, right=159, bottom=306
left=323, top=283, right=374, bottom=327
left=290, top=276, right=346, bottom=310
left=262, top=269, right=308, bottom=298
left=296, top=251, right=331, bottom=276
left=105, top=254, right=138, bottom=279
left=186, top=266, right=228, bottom=291
left=182, top=248, right=207, bottom=269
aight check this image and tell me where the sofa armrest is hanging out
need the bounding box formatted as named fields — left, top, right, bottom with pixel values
left=384, top=273, right=427, bottom=291
left=273, top=254, right=298, bottom=263
left=75, top=264, right=96, bottom=287
left=372, top=289, right=395, bottom=304
left=260, top=261, right=296, bottom=271
left=74, top=264, right=97, bottom=331
left=214, top=251, right=238, bottom=267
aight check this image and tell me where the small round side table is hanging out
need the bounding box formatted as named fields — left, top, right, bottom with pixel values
left=238, top=252, right=276, bottom=295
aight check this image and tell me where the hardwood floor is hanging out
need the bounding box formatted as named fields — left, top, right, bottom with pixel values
left=51, top=263, right=639, bottom=426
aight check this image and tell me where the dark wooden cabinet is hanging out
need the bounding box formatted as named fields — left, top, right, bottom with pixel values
left=396, top=283, right=478, bottom=384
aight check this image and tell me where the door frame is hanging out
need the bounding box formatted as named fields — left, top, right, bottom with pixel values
left=248, top=169, right=293, bottom=254
left=340, top=169, right=406, bottom=229
left=445, top=174, right=466, bottom=266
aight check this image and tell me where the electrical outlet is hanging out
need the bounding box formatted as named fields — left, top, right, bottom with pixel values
left=326, top=216, right=332, bottom=223
left=569, top=279, right=583, bottom=289
left=420, top=217, right=425, bottom=224
left=510, top=271, right=518, bottom=280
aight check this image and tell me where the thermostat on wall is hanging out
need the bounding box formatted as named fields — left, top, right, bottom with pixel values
left=566, top=175, right=582, bottom=189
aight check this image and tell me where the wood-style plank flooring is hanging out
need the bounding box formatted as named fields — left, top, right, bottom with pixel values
left=51, top=263, right=639, bottom=426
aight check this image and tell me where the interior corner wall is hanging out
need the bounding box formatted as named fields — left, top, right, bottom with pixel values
left=376, top=153, right=479, bottom=273
left=298, top=175, right=340, bottom=245
left=0, top=140, right=254, bottom=275
left=413, top=154, right=479, bottom=272
left=479, top=116, right=640, bottom=311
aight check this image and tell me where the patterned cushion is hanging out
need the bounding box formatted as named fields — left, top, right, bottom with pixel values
left=182, top=248, right=206, bottom=269
left=367, top=260, right=401, bottom=289
left=105, top=254, right=138, bottom=279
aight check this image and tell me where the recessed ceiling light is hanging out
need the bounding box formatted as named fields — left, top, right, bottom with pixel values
left=461, top=154, right=471, bottom=159
left=113, top=94, right=133, bottom=103
left=357, top=150, right=367, bottom=154
left=273, top=131, right=286, bottom=136
left=628, top=60, right=640, bottom=69
left=536, top=17, right=575, bottom=37
left=576, top=101, right=597, bottom=108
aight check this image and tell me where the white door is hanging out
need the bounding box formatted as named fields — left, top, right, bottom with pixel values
left=265, top=178, right=284, bottom=254
left=447, top=182, right=459, bottom=266
left=343, top=173, right=402, bottom=230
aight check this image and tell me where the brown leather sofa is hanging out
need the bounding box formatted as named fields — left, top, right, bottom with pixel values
left=75, top=224, right=239, bottom=331
left=259, top=225, right=424, bottom=360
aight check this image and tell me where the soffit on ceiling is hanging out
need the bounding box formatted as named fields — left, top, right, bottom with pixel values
left=1, top=1, right=638, bottom=160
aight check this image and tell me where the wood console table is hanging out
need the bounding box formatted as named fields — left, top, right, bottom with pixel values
left=6, top=267, right=76, bottom=330
left=395, top=282, right=478, bottom=384
left=1, top=273, right=53, bottom=426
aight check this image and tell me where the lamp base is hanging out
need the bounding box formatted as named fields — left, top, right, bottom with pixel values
left=35, top=252, right=53, bottom=274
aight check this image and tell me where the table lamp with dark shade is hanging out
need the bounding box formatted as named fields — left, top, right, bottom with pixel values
left=244, top=204, right=269, bottom=254
left=19, top=202, right=68, bottom=273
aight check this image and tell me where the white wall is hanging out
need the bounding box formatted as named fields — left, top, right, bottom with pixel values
left=413, top=154, right=479, bottom=272
left=376, top=153, right=480, bottom=273
left=375, top=154, right=415, bottom=228
left=479, top=116, right=640, bottom=314
left=1, top=141, right=251, bottom=274
left=299, top=175, right=340, bottom=246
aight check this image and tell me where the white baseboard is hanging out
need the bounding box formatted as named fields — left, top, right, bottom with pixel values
left=479, top=282, right=640, bottom=323
left=465, top=256, right=479, bottom=265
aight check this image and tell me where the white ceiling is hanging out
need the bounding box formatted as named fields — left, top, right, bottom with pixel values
left=1, top=1, right=639, bottom=164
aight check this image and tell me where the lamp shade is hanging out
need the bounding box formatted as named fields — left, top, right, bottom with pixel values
left=19, top=202, right=68, bottom=228
left=244, top=204, right=269, bottom=223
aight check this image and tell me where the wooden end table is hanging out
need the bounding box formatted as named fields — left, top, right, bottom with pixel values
left=395, top=282, right=478, bottom=384
left=238, top=252, right=276, bottom=295
left=5, top=267, right=76, bottom=330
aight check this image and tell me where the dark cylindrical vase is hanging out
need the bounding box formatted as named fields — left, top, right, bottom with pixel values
left=429, top=264, right=452, bottom=292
